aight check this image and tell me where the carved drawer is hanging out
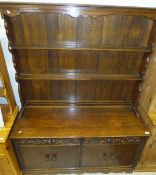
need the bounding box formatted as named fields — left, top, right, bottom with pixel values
left=20, top=145, right=80, bottom=169
left=81, top=137, right=144, bottom=167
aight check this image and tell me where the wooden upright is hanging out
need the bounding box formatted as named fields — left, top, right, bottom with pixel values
left=0, top=43, right=21, bottom=175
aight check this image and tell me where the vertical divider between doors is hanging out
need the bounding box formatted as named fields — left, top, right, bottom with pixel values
left=79, top=138, right=83, bottom=167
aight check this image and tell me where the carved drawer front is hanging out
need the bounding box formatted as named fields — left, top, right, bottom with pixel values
left=20, top=145, right=80, bottom=169
left=81, top=144, right=138, bottom=167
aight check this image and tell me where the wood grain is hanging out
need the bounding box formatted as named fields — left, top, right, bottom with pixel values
left=10, top=105, right=148, bottom=138
left=1, top=4, right=156, bottom=173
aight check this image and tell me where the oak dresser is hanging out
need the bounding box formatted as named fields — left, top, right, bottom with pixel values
left=0, top=3, right=156, bottom=174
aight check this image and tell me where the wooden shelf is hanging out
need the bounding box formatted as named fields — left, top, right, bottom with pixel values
left=10, top=104, right=148, bottom=139
left=18, top=73, right=142, bottom=81
left=11, top=43, right=151, bottom=52
left=0, top=87, right=6, bottom=97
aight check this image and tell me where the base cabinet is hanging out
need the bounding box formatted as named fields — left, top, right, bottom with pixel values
left=81, top=144, right=138, bottom=167
left=20, top=145, right=80, bottom=169
left=1, top=2, right=156, bottom=174
left=13, top=137, right=146, bottom=173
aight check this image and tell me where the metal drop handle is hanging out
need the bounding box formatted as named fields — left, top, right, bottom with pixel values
left=103, top=153, right=107, bottom=160
left=52, top=153, right=57, bottom=161
left=45, top=154, right=50, bottom=161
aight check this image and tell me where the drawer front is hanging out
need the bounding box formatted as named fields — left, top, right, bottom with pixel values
left=81, top=144, right=138, bottom=167
left=20, top=145, right=80, bottom=169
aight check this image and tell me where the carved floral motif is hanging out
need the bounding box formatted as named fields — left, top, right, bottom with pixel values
left=17, top=136, right=144, bottom=145
left=2, top=9, right=20, bottom=17
left=82, top=137, right=143, bottom=144
left=18, top=138, right=81, bottom=145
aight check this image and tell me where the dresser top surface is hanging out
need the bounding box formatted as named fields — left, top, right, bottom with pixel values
left=10, top=104, right=149, bottom=139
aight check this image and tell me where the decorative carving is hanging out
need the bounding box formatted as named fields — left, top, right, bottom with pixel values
left=2, top=9, right=21, bottom=17
left=1, top=7, right=97, bottom=19
left=17, top=138, right=81, bottom=145
left=3, top=16, right=23, bottom=105
left=3, top=15, right=19, bottom=77
left=82, top=137, right=143, bottom=144
left=1, top=5, right=156, bottom=19
left=61, top=10, right=97, bottom=19
left=16, top=137, right=144, bottom=145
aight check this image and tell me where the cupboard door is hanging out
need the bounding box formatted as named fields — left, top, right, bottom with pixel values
left=81, top=144, right=138, bottom=167
left=20, top=145, right=80, bottom=169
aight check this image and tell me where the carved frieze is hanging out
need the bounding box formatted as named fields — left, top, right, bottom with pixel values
left=16, top=136, right=144, bottom=145
left=17, top=138, right=81, bottom=145
left=2, top=9, right=20, bottom=17
left=1, top=6, right=156, bottom=19
left=82, top=137, right=144, bottom=144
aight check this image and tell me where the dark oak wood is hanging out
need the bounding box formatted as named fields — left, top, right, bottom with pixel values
left=1, top=3, right=156, bottom=173
left=10, top=43, right=151, bottom=52
left=0, top=4, right=156, bottom=19
left=20, top=145, right=80, bottom=169
left=14, top=140, right=145, bottom=170
left=81, top=144, right=138, bottom=167
left=21, top=167, right=133, bottom=175
left=17, top=73, right=142, bottom=81
left=10, top=105, right=148, bottom=138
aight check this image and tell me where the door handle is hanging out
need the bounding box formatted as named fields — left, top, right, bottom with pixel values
left=103, top=153, right=107, bottom=160
left=110, top=153, right=115, bottom=160
left=45, top=154, right=50, bottom=161
left=52, top=153, right=57, bottom=161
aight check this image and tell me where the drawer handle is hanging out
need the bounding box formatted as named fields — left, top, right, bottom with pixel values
left=45, top=154, right=50, bottom=161
left=103, top=153, right=107, bottom=160
left=103, top=153, right=115, bottom=160
left=52, top=153, right=57, bottom=161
